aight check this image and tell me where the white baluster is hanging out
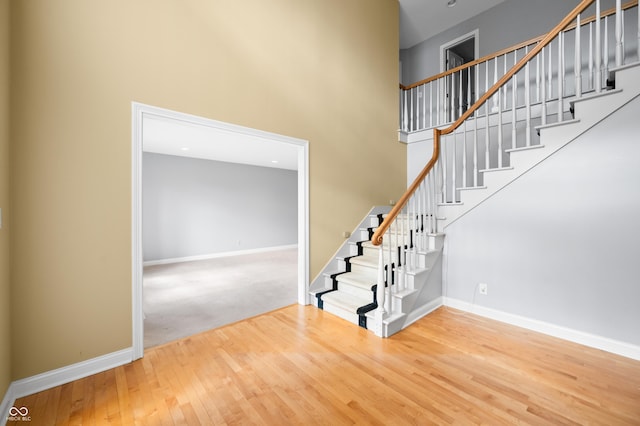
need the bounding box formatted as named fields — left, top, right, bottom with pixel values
left=604, top=17, right=610, bottom=85
left=525, top=46, right=531, bottom=147
left=615, top=0, right=623, bottom=67
left=505, top=52, right=510, bottom=107
left=406, top=202, right=412, bottom=272
left=387, top=208, right=402, bottom=288
left=376, top=245, right=385, bottom=336
left=401, top=205, right=406, bottom=277
left=575, top=13, right=582, bottom=98
left=548, top=40, right=553, bottom=100
left=467, top=67, right=472, bottom=113
left=422, top=84, right=427, bottom=129
left=388, top=216, right=393, bottom=297
left=436, top=78, right=441, bottom=126
left=589, top=22, right=594, bottom=90
left=399, top=88, right=402, bottom=130
left=541, top=46, right=547, bottom=126
left=485, top=105, right=490, bottom=170
left=485, top=60, right=490, bottom=114
left=511, top=72, right=517, bottom=150
left=442, top=139, right=448, bottom=202
left=637, top=4, right=640, bottom=62
left=429, top=83, right=433, bottom=128
left=416, top=184, right=422, bottom=256
left=416, top=86, right=421, bottom=131
left=447, top=73, right=452, bottom=122
left=403, top=89, right=409, bottom=131
left=473, top=107, right=478, bottom=187
left=452, top=131, right=457, bottom=201
left=420, top=179, right=428, bottom=250
left=497, top=89, right=503, bottom=168
left=430, top=173, right=435, bottom=234
left=595, top=0, right=602, bottom=92
left=431, top=173, right=436, bottom=233
left=462, top=121, right=467, bottom=188
left=536, top=51, right=540, bottom=103
left=558, top=33, right=565, bottom=121
left=426, top=174, right=433, bottom=234
left=458, top=70, right=463, bottom=119
left=452, top=72, right=457, bottom=121
left=484, top=61, right=490, bottom=170
left=411, top=196, right=417, bottom=269
left=410, top=87, right=415, bottom=131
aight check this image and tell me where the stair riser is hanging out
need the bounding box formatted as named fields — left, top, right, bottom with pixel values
left=322, top=301, right=360, bottom=326
left=336, top=281, right=375, bottom=300
left=349, top=262, right=377, bottom=276
left=391, top=289, right=418, bottom=314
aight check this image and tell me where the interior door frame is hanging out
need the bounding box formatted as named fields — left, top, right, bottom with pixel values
left=439, top=29, right=479, bottom=74
left=440, top=30, right=479, bottom=122
left=131, top=102, right=310, bottom=360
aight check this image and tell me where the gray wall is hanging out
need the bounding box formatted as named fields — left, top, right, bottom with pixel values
left=400, top=0, right=622, bottom=85
left=444, top=95, right=640, bottom=345
left=143, top=153, right=297, bottom=261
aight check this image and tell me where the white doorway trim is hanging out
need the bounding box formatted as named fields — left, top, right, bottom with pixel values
left=439, top=29, right=479, bottom=73
left=131, top=102, right=310, bottom=360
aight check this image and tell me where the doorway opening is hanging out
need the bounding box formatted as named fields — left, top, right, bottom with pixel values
left=131, top=103, right=309, bottom=359
left=440, top=30, right=479, bottom=122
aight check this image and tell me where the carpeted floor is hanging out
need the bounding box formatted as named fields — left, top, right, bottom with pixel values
left=143, top=247, right=298, bottom=348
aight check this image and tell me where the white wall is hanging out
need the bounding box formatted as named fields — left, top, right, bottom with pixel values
left=444, top=95, right=640, bottom=346
left=142, top=153, right=297, bottom=261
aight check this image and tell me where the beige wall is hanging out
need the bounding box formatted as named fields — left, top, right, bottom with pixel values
left=0, top=0, right=10, bottom=397
left=9, top=0, right=404, bottom=379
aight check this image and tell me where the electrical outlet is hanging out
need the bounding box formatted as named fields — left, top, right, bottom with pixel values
left=479, top=283, right=488, bottom=295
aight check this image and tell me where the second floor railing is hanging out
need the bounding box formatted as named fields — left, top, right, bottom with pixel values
left=399, top=0, right=639, bottom=134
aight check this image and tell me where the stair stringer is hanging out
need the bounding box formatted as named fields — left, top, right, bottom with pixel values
left=382, top=236, right=444, bottom=337
left=438, top=62, right=640, bottom=232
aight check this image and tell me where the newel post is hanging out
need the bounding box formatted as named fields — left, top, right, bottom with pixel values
left=374, top=245, right=386, bottom=337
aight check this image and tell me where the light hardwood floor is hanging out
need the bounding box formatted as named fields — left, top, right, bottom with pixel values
left=11, top=306, right=640, bottom=425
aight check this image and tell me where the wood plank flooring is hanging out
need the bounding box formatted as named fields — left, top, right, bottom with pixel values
left=11, top=306, right=640, bottom=425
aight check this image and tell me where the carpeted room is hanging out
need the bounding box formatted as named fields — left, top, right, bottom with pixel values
left=142, top=132, right=300, bottom=348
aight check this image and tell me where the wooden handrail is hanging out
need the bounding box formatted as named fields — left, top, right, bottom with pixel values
left=399, top=0, right=638, bottom=91
left=371, top=130, right=441, bottom=245
left=375, top=0, right=597, bottom=246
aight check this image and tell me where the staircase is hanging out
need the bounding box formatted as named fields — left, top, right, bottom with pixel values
left=310, top=0, right=639, bottom=337
left=310, top=209, right=444, bottom=336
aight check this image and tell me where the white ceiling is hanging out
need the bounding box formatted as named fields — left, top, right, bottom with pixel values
left=399, top=0, right=508, bottom=49
left=143, top=116, right=299, bottom=171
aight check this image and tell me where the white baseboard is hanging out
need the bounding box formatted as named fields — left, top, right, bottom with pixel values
left=444, top=297, right=640, bottom=361
left=0, top=347, right=133, bottom=420
left=0, top=384, right=16, bottom=425
left=143, top=244, right=298, bottom=266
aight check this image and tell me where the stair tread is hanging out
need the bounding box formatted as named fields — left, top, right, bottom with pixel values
left=321, top=291, right=372, bottom=312
left=322, top=269, right=346, bottom=278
